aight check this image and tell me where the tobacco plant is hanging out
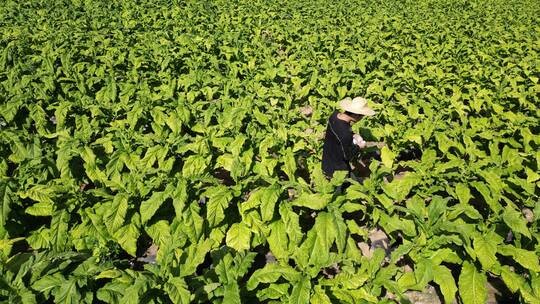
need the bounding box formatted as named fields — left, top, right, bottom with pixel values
left=1, top=0, right=539, bottom=303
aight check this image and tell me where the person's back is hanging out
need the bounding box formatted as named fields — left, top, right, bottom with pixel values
left=322, top=111, right=354, bottom=178
left=321, top=97, right=376, bottom=180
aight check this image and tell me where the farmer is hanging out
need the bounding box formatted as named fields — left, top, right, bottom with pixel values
left=322, top=96, right=376, bottom=181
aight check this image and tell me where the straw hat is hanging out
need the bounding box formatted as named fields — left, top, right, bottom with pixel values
left=339, top=97, right=376, bottom=116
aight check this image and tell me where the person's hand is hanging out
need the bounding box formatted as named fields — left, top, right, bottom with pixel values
left=353, top=134, right=367, bottom=148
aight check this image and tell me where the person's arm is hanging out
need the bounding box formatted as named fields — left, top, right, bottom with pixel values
left=353, top=134, right=367, bottom=148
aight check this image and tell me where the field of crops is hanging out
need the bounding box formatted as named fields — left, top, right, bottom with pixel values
left=1, top=0, right=539, bottom=303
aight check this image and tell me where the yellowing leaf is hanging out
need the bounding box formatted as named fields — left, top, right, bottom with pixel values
left=95, top=269, right=123, bottom=279
left=526, top=167, right=540, bottom=183
left=289, top=276, right=311, bottom=304
left=380, top=146, right=395, bottom=168
left=115, top=223, right=140, bottom=257
left=267, top=220, right=289, bottom=259
left=473, top=235, right=499, bottom=270
left=502, top=207, right=531, bottom=238
left=182, top=155, right=208, bottom=177
left=310, top=285, right=331, bottom=304
left=26, top=202, right=53, bottom=216
left=292, top=193, right=332, bottom=210
left=500, top=265, right=524, bottom=293
left=458, top=262, right=487, bottom=304
left=498, top=245, right=540, bottom=272
left=455, top=183, right=472, bottom=205
left=165, top=277, right=191, bottom=304
left=433, top=265, right=457, bottom=303
left=247, top=264, right=300, bottom=291
left=226, top=222, right=251, bottom=252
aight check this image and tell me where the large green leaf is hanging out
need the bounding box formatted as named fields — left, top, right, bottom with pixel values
left=25, top=202, right=53, bottom=217
left=226, top=222, right=251, bottom=252
left=414, top=258, right=434, bottom=288
left=0, top=179, right=12, bottom=228
left=297, top=212, right=337, bottom=267
left=380, top=146, right=395, bottom=168
left=283, top=148, right=297, bottom=182
left=32, top=273, right=65, bottom=294
left=140, top=190, right=167, bottom=224
left=247, top=264, right=301, bottom=291
left=257, top=185, right=281, bottom=221
left=120, top=275, right=150, bottom=304
left=50, top=210, right=70, bottom=252
left=146, top=220, right=171, bottom=247
left=291, top=193, right=332, bottom=210
left=454, top=183, right=472, bottom=205
left=205, top=186, right=233, bottom=227
left=52, top=279, right=81, bottom=304
left=256, top=283, right=290, bottom=301
left=498, top=245, right=540, bottom=272
left=182, top=155, right=209, bottom=177
left=267, top=220, right=289, bottom=259
left=458, top=262, right=486, bottom=304
left=500, top=265, right=525, bottom=293
left=279, top=204, right=303, bottom=247
left=105, top=193, right=129, bottom=233
left=433, top=265, right=457, bottom=303
left=179, top=238, right=214, bottom=277
left=378, top=213, right=416, bottom=237
left=310, top=285, right=331, bottom=304
left=223, top=282, right=241, bottom=304
left=289, top=276, right=311, bottom=304
left=164, top=277, right=191, bottom=304
left=381, top=174, right=420, bottom=202
left=114, top=222, right=140, bottom=257
left=470, top=182, right=502, bottom=213
left=502, top=206, right=531, bottom=238
left=172, top=179, right=188, bottom=217
left=473, top=235, right=499, bottom=270
left=331, top=288, right=378, bottom=303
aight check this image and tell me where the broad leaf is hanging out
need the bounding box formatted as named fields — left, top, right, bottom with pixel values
left=140, top=191, right=167, bottom=224
left=0, top=179, right=13, bottom=228
left=292, top=193, right=332, bottom=210
left=473, top=235, right=499, bottom=270
left=226, top=222, right=251, bottom=252
left=458, top=262, right=486, bottom=304
left=115, top=223, right=140, bottom=257
left=433, top=265, right=457, bottom=303
left=164, top=277, right=191, bottom=304
left=289, top=276, right=311, bottom=304
left=247, top=264, right=301, bottom=291
left=502, top=207, right=531, bottom=238
left=381, top=146, right=395, bottom=168
left=455, top=183, right=472, bottom=205
left=498, top=245, right=540, bottom=272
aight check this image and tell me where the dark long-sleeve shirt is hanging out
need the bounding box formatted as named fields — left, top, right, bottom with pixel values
left=322, top=111, right=358, bottom=178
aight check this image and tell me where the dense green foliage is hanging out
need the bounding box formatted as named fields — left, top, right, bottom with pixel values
left=1, top=0, right=539, bottom=303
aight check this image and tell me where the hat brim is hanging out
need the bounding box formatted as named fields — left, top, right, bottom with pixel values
left=339, top=99, right=376, bottom=116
